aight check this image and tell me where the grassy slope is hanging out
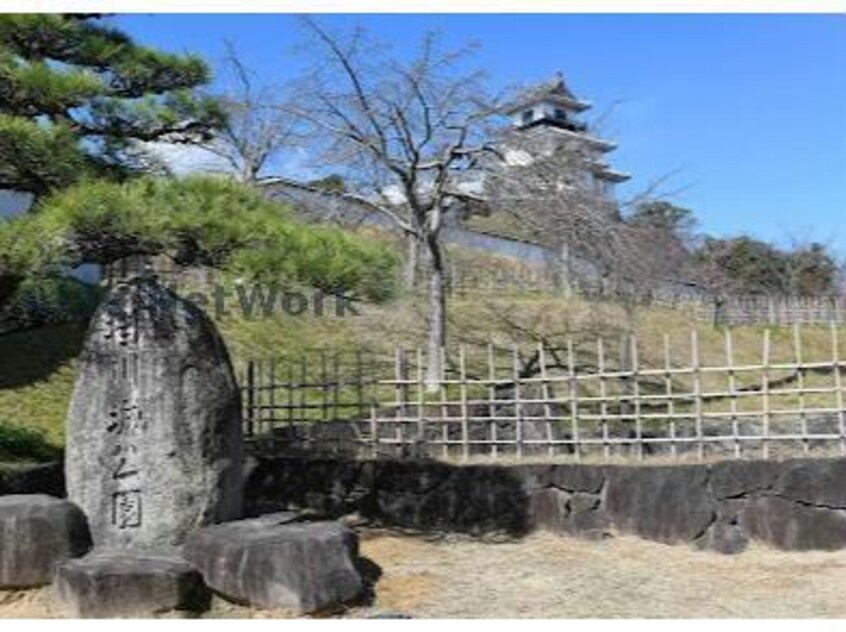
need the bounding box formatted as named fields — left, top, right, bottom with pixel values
left=0, top=287, right=842, bottom=459
left=0, top=323, right=87, bottom=452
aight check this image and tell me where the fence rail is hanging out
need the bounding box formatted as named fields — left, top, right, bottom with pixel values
left=242, top=324, right=846, bottom=462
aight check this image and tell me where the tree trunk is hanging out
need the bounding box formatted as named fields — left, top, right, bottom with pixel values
left=424, top=237, right=447, bottom=393
left=404, top=234, right=419, bottom=291
left=553, top=241, right=574, bottom=298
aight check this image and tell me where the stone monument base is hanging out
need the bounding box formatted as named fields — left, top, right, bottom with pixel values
left=0, top=495, right=91, bottom=588
left=54, top=551, right=211, bottom=618
left=0, top=493, right=366, bottom=617
left=184, top=513, right=365, bottom=614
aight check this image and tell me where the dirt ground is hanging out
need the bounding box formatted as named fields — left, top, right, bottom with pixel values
left=2, top=529, right=845, bottom=619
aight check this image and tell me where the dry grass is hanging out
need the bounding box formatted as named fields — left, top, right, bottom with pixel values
left=0, top=587, right=60, bottom=618
left=3, top=530, right=845, bottom=619
left=354, top=531, right=846, bottom=619
left=432, top=446, right=846, bottom=467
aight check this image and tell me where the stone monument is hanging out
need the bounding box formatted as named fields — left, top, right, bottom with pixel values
left=65, top=274, right=243, bottom=549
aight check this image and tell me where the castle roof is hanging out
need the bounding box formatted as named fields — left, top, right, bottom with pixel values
left=503, top=72, right=592, bottom=114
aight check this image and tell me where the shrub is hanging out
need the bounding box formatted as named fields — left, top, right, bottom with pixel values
left=0, top=421, right=62, bottom=463
left=3, top=276, right=102, bottom=328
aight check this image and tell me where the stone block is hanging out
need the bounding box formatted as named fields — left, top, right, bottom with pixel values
left=373, top=461, right=530, bottom=535
left=0, top=494, right=91, bottom=588
left=605, top=465, right=716, bottom=544
left=774, top=458, right=846, bottom=508
left=184, top=514, right=363, bottom=614
left=529, top=487, right=569, bottom=530
left=546, top=464, right=605, bottom=494
left=696, top=521, right=749, bottom=555
left=740, top=495, right=846, bottom=551
left=709, top=460, right=778, bottom=499
left=54, top=550, right=210, bottom=618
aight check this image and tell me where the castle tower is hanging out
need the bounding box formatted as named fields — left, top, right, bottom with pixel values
left=502, top=72, right=630, bottom=198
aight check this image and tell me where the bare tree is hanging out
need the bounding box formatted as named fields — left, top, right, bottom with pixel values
left=204, top=41, right=302, bottom=184
left=484, top=132, right=635, bottom=298
left=288, top=19, right=503, bottom=388
left=481, top=126, right=700, bottom=362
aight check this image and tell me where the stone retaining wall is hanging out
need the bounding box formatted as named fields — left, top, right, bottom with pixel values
left=243, top=457, right=846, bottom=553
left=5, top=458, right=844, bottom=553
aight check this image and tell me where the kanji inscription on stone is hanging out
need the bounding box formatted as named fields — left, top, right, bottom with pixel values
left=112, top=490, right=142, bottom=529
left=66, top=276, right=243, bottom=548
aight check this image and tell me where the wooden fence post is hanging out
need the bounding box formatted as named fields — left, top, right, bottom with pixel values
left=724, top=328, right=741, bottom=459
left=762, top=329, right=772, bottom=459
left=793, top=325, right=809, bottom=454
left=459, top=345, right=470, bottom=462
left=832, top=323, right=845, bottom=455
left=268, top=358, right=276, bottom=438
left=287, top=361, right=294, bottom=435
left=320, top=350, right=328, bottom=422
left=355, top=350, right=365, bottom=422
left=440, top=346, right=449, bottom=460
left=299, top=356, right=307, bottom=428
left=259, top=360, right=266, bottom=439
left=631, top=335, right=643, bottom=460
left=618, top=333, right=632, bottom=429
left=416, top=348, right=425, bottom=456
left=567, top=339, right=580, bottom=462
left=538, top=343, right=555, bottom=458
left=513, top=345, right=523, bottom=460
left=395, top=348, right=406, bottom=454
left=598, top=337, right=610, bottom=461
left=691, top=330, right=704, bottom=461
left=488, top=343, right=498, bottom=459
left=246, top=360, right=256, bottom=438
left=332, top=352, right=340, bottom=422
left=663, top=334, right=677, bottom=459
left=370, top=403, right=378, bottom=458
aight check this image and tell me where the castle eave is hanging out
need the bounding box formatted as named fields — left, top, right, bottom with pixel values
left=594, top=168, right=631, bottom=183
left=503, top=93, right=592, bottom=115
left=540, top=125, right=618, bottom=152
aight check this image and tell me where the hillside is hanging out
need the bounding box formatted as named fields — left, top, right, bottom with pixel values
left=1, top=278, right=843, bottom=462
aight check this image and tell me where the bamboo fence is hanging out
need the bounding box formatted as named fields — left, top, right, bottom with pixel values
left=241, top=324, right=846, bottom=462
left=446, top=263, right=846, bottom=327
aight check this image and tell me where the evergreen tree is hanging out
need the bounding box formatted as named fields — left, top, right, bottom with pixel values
left=629, top=201, right=696, bottom=237
left=0, top=177, right=399, bottom=311
left=0, top=14, right=223, bottom=197
left=692, top=236, right=840, bottom=296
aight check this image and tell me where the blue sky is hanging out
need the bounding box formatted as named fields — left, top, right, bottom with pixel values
left=114, top=13, right=846, bottom=256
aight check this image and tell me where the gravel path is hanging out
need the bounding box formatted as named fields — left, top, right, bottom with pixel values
left=2, top=530, right=845, bottom=619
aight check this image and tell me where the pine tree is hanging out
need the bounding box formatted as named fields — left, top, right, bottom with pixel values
left=0, top=176, right=400, bottom=314
left=0, top=14, right=223, bottom=197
